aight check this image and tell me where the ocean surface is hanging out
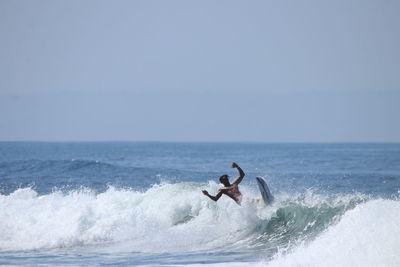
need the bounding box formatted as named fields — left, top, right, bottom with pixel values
left=0, top=142, right=399, bottom=266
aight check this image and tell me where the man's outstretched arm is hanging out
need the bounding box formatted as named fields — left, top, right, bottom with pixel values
left=202, top=190, right=223, bottom=201
left=232, top=162, right=245, bottom=185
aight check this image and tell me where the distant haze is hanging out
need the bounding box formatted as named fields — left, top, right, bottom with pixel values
left=0, top=0, right=399, bottom=142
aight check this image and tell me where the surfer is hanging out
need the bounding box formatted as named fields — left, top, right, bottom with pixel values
left=202, top=162, right=245, bottom=205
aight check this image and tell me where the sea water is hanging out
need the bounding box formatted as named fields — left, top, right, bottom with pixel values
left=0, top=142, right=399, bottom=266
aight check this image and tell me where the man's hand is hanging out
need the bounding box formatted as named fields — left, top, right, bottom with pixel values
left=232, top=162, right=239, bottom=168
left=202, top=190, right=209, bottom=196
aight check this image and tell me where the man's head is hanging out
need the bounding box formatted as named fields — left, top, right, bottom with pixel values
left=219, top=174, right=230, bottom=186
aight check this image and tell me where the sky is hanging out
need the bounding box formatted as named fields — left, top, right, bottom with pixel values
left=0, top=0, right=399, bottom=142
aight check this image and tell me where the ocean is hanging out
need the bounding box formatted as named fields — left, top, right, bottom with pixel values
left=0, top=142, right=399, bottom=266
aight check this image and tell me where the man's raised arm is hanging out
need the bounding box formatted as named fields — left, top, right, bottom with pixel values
left=232, top=162, right=245, bottom=185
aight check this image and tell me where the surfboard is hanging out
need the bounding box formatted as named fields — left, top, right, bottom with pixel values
left=256, top=177, right=274, bottom=205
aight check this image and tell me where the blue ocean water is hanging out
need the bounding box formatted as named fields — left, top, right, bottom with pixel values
left=0, top=142, right=399, bottom=266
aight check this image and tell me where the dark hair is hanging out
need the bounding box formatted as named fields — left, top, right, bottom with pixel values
left=219, top=174, right=229, bottom=182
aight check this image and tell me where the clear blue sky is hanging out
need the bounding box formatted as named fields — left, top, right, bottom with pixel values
left=0, top=0, right=399, bottom=142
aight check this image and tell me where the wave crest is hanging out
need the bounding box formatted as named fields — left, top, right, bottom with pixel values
left=267, top=198, right=400, bottom=267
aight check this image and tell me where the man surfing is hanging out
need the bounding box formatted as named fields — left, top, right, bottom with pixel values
left=202, top=162, right=245, bottom=205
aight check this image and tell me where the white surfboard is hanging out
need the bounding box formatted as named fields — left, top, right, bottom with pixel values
left=256, top=177, right=274, bottom=205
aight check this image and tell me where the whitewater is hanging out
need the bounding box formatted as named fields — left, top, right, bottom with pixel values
left=0, top=142, right=399, bottom=266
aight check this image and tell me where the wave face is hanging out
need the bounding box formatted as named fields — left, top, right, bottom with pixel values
left=266, top=199, right=400, bottom=267
left=0, top=182, right=365, bottom=255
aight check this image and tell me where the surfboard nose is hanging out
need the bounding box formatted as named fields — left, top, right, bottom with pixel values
left=255, top=176, right=274, bottom=205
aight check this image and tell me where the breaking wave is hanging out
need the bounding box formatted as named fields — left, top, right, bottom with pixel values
left=0, top=182, right=373, bottom=257
left=265, top=198, right=400, bottom=267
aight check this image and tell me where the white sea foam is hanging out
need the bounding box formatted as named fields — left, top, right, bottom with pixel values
left=2, top=182, right=395, bottom=267
left=0, top=183, right=265, bottom=252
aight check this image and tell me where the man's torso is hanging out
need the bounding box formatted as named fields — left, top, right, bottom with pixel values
left=221, top=184, right=242, bottom=203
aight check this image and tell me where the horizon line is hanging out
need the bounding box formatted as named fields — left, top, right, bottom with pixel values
left=0, top=140, right=399, bottom=144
